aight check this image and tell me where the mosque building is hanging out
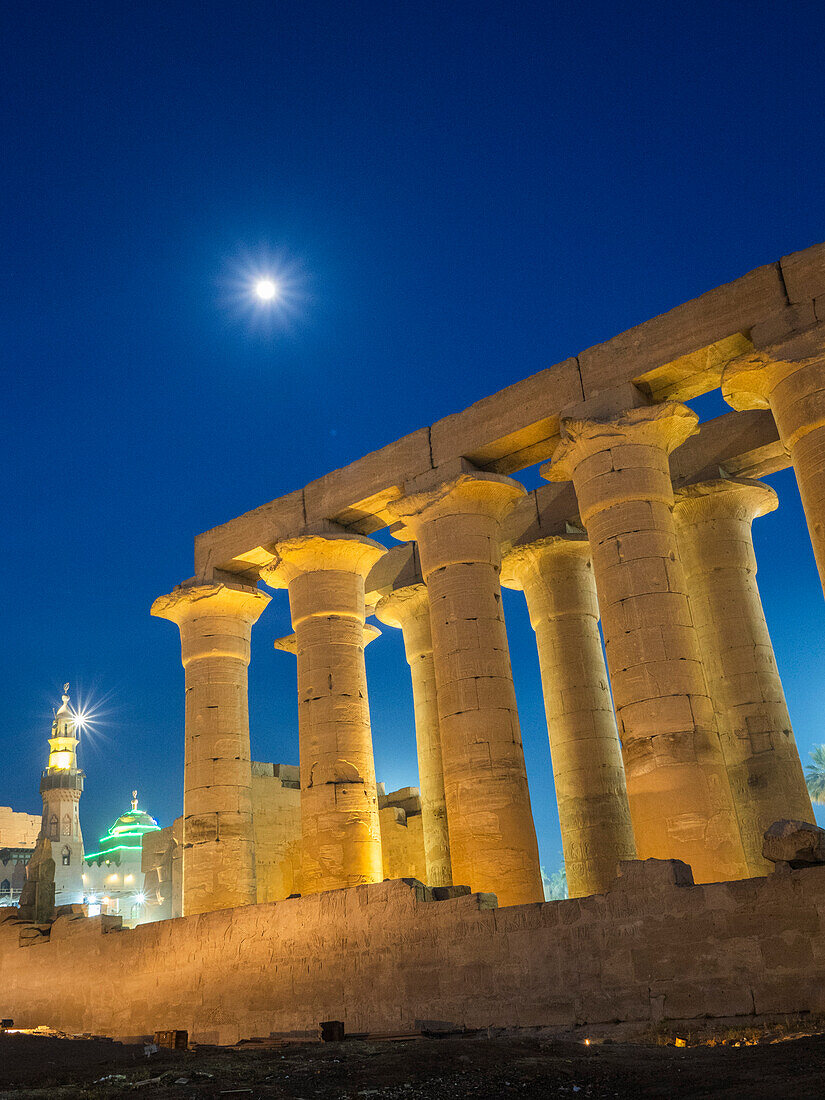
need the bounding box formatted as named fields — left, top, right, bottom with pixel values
left=83, top=791, right=160, bottom=926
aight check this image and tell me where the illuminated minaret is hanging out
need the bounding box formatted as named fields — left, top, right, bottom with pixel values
left=39, top=683, right=85, bottom=904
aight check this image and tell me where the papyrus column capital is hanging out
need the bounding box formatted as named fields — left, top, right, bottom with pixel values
left=151, top=582, right=271, bottom=666
left=389, top=472, right=525, bottom=563
left=673, top=477, right=778, bottom=529
left=544, top=402, right=700, bottom=485
left=374, top=582, right=430, bottom=626
left=501, top=534, right=590, bottom=590
left=261, top=533, right=386, bottom=589
left=723, top=324, right=825, bottom=413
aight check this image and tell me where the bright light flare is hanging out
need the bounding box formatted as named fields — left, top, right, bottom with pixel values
left=254, top=277, right=279, bottom=301
left=218, top=247, right=306, bottom=333
left=135, top=892, right=146, bottom=905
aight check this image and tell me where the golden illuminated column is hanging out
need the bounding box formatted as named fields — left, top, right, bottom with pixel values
left=673, top=477, right=815, bottom=873
left=545, top=403, right=748, bottom=883
left=261, top=533, right=386, bottom=894
left=375, top=584, right=452, bottom=888
left=723, top=328, right=825, bottom=595
left=151, top=580, right=270, bottom=915
left=390, top=473, right=544, bottom=906
left=501, top=535, right=636, bottom=897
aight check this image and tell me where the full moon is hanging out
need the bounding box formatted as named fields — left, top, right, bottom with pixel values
left=254, top=277, right=279, bottom=301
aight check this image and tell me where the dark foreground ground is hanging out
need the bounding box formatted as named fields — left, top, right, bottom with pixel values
left=3, top=1026, right=825, bottom=1099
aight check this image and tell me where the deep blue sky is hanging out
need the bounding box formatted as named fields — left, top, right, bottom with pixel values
left=3, top=2, right=825, bottom=870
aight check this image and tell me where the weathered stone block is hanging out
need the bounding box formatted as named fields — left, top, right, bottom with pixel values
left=762, top=819, right=825, bottom=868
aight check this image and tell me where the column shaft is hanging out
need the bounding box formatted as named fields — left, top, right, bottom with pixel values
left=546, top=404, right=748, bottom=883
left=263, top=534, right=385, bottom=894
left=151, top=582, right=270, bottom=915
left=674, top=478, right=815, bottom=873
left=502, top=537, right=636, bottom=896
left=375, top=585, right=452, bottom=887
left=391, top=473, right=544, bottom=906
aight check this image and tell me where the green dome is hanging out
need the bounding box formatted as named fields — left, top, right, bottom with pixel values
left=84, top=791, right=160, bottom=865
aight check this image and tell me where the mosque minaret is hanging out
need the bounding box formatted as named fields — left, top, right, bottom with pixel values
left=39, top=683, right=85, bottom=904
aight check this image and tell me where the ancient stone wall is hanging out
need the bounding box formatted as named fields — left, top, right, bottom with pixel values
left=0, top=806, right=40, bottom=849
left=3, top=862, right=825, bottom=1045
left=251, top=763, right=302, bottom=902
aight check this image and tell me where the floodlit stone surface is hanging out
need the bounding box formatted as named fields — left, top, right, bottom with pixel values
left=674, top=478, right=815, bottom=874
left=723, top=324, right=825, bottom=594
left=151, top=582, right=270, bottom=915
left=390, top=473, right=543, bottom=906
left=375, top=584, right=452, bottom=887
left=501, top=535, right=636, bottom=896
left=546, top=404, right=748, bottom=883
left=261, top=533, right=386, bottom=894
left=5, top=866, right=825, bottom=1043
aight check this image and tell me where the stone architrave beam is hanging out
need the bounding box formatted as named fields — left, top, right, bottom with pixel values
left=194, top=244, right=825, bottom=574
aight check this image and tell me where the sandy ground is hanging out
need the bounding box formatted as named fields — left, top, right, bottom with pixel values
left=3, top=1028, right=825, bottom=1099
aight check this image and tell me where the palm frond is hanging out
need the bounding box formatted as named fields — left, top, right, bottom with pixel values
left=805, top=744, right=825, bottom=804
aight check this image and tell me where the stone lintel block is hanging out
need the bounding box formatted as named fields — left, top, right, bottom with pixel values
left=750, top=302, right=818, bottom=350
left=670, top=409, right=787, bottom=487
left=559, top=381, right=652, bottom=423
left=194, top=489, right=306, bottom=578
left=364, top=543, right=423, bottom=601
left=303, top=428, right=433, bottom=528
left=781, top=241, right=825, bottom=304
left=577, top=261, right=786, bottom=398
left=429, top=358, right=583, bottom=472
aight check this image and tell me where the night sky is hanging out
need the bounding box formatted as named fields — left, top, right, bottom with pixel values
left=3, top=2, right=825, bottom=872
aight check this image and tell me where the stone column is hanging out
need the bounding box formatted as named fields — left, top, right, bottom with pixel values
left=261, top=533, right=386, bottom=894
left=545, top=403, right=748, bottom=883
left=723, top=328, right=825, bottom=595
left=151, top=580, right=270, bottom=915
left=673, top=477, right=815, bottom=873
left=501, top=535, right=636, bottom=896
left=390, top=473, right=544, bottom=906
left=374, top=584, right=452, bottom=888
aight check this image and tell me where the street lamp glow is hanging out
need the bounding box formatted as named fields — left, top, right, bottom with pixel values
left=254, top=277, right=279, bottom=301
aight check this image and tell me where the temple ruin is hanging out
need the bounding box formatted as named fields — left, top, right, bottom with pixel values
left=5, top=241, right=825, bottom=1041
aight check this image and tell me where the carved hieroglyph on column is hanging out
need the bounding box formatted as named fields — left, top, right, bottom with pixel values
left=151, top=581, right=270, bottom=915
left=673, top=477, right=815, bottom=873
left=261, top=533, right=386, bottom=895
left=501, top=535, right=636, bottom=897
left=545, top=403, right=748, bottom=883
left=723, top=326, right=825, bottom=595
left=390, top=473, right=544, bottom=906
left=375, top=584, right=452, bottom=888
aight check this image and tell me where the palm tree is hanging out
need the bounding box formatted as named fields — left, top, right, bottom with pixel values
left=805, top=745, right=825, bottom=804
left=541, top=864, right=568, bottom=901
